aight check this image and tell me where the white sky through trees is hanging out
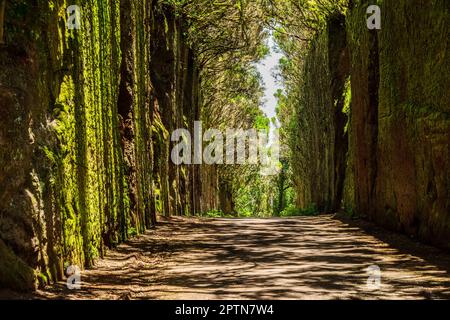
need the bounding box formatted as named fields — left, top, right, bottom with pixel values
left=256, top=34, right=284, bottom=141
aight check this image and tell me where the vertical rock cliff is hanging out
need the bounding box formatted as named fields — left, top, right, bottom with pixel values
left=347, top=0, right=450, bottom=248
left=0, top=0, right=217, bottom=290
left=293, top=0, right=449, bottom=249
left=292, top=14, right=350, bottom=213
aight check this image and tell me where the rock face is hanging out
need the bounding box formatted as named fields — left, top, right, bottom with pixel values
left=0, top=0, right=218, bottom=290
left=292, top=14, right=350, bottom=213
left=296, top=0, right=449, bottom=249
left=347, top=0, right=450, bottom=249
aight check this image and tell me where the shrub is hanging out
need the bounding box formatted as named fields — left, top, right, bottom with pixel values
left=280, top=204, right=319, bottom=217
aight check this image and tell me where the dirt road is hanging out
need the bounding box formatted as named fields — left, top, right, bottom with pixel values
left=33, top=215, right=450, bottom=299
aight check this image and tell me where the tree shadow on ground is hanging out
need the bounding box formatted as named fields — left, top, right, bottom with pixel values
left=33, top=216, right=450, bottom=300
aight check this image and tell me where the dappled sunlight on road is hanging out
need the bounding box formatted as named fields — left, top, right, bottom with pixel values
left=37, top=216, right=450, bottom=300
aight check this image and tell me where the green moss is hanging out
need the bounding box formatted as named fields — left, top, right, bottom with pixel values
left=37, top=272, right=50, bottom=287
left=0, top=239, right=36, bottom=292
left=2, top=0, right=245, bottom=290
left=342, top=77, right=352, bottom=133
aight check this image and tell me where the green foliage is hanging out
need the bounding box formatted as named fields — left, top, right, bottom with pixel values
left=200, top=210, right=235, bottom=219
left=127, top=227, right=138, bottom=238
left=280, top=204, right=319, bottom=217
left=343, top=205, right=356, bottom=219
left=234, top=173, right=276, bottom=217
left=343, top=77, right=352, bottom=133
left=254, top=114, right=270, bottom=132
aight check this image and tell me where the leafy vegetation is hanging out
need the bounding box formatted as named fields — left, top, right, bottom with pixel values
left=280, top=204, right=319, bottom=217
left=1, top=0, right=448, bottom=293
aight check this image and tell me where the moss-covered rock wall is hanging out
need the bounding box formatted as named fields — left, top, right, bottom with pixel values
left=294, top=0, right=449, bottom=249
left=292, top=14, right=350, bottom=213
left=347, top=0, right=450, bottom=249
left=0, top=0, right=216, bottom=291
